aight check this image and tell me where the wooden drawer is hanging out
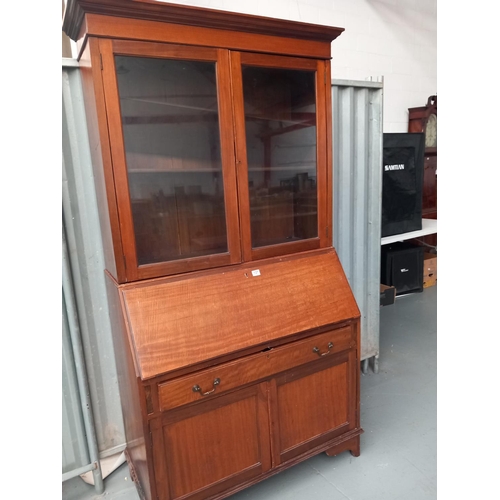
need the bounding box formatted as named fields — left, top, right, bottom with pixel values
left=158, top=325, right=354, bottom=411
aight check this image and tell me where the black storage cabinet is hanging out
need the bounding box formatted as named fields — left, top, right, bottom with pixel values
left=382, top=133, right=425, bottom=237
left=381, top=242, right=424, bottom=295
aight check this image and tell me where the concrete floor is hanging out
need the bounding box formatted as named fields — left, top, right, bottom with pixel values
left=63, top=286, right=437, bottom=500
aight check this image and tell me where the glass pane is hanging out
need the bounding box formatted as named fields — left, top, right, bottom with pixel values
left=242, top=66, right=317, bottom=248
left=115, top=56, right=228, bottom=265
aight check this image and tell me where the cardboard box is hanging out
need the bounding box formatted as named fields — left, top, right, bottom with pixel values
left=380, top=284, right=396, bottom=306
left=423, top=252, right=437, bottom=288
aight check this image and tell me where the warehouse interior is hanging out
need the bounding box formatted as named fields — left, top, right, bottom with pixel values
left=52, top=1, right=498, bottom=500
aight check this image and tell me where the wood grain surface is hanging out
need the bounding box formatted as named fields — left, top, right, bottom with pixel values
left=63, top=0, right=344, bottom=45
left=120, top=249, right=359, bottom=379
left=158, top=326, right=353, bottom=411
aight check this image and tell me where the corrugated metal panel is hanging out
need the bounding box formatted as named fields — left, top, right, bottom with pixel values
left=332, top=79, right=383, bottom=368
left=62, top=222, right=103, bottom=492
left=62, top=292, right=89, bottom=474
left=62, top=59, right=125, bottom=472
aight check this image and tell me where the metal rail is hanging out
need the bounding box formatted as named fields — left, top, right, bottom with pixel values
left=62, top=221, right=104, bottom=493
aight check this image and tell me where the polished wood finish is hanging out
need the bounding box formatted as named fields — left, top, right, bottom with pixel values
left=229, top=50, right=252, bottom=263
left=324, top=59, right=334, bottom=245
left=80, top=13, right=332, bottom=61
left=121, top=249, right=358, bottom=379
left=63, top=4, right=361, bottom=499
left=408, top=95, right=437, bottom=217
left=422, top=155, right=437, bottom=218
left=215, top=48, right=244, bottom=267
left=63, top=0, right=344, bottom=45
left=408, top=95, right=437, bottom=137
left=408, top=95, right=437, bottom=247
left=230, top=53, right=329, bottom=262
left=105, top=273, right=155, bottom=500
left=108, top=250, right=361, bottom=499
left=325, top=434, right=361, bottom=458
left=160, top=383, right=271, bottom=500
left=316, top=60, right=329, bottom=248
left=99, top=39, right=242, bottom=281
left=158, top=325, right=353, bottom=411
left=82, top=36, right=337, bottom=282
left=79, top=38, right=124, bottom=279
left=276, top=353, right=351, bottom=463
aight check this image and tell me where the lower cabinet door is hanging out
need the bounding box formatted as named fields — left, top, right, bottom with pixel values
left=152, top=382, right=271, bottom=500
left=272, top=350, right=356, bottom=464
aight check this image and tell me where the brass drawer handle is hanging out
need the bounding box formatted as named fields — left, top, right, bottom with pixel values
left=192, top=378, right=220, bottom=396
left=312, top=342, right=333, bottom=357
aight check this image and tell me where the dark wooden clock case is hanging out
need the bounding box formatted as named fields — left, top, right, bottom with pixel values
left=408, top=95, right=437, bottom=248
left=408, top=95, right=437, bottom=223
left=62, top=2, right=363, bottom=499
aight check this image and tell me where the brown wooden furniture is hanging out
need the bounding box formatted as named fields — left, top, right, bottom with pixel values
left=408, top=96, right=437, bottom=247
left=63, top=2, right=362, bottom=499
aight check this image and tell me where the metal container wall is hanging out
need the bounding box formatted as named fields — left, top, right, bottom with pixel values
left=62, top=293, right=90, bottom=474
left=62, top=59, right=125, bottom=472
left=332, top=79, right=383, bottom=370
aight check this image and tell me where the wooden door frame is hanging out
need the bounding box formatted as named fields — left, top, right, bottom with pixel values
left=229, top=52, right=332, bottom=262
left=98, top=38, right=242, bottom=282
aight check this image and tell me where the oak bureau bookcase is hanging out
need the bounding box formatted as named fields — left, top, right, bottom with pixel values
left=62, top=2, right=363, bottom=499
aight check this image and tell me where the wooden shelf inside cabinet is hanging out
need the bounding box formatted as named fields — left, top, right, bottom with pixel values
left=125, top=152, right=223, bottom=173
left=247, top=165, right=316, bottom=172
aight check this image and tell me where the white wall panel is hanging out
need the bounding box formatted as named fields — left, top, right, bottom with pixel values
left=158, top=0, right=436, bottom=132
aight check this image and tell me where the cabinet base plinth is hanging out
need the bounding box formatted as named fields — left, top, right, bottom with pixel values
left=124, top=449, right=147, bottom=500
left=325, top=433, right=361, bottom=458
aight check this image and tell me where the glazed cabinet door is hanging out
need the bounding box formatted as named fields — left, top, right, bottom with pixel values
left=271, top=350, right=357, bottom=465
left=94, top=37, right=333, bottom=281
left=98, top=39, right=242, bottom=282
left=230, top=52, right=332, bottom=261
left=151, top=382, right=271, bottom=500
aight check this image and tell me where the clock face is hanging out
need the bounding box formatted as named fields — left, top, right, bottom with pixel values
left=425, top=113, right=437, bottom=148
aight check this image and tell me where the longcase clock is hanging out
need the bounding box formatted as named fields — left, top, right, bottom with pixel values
left=408, top=95, right=437, bottom=249
left=408, top=95, right=437, bottom=220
